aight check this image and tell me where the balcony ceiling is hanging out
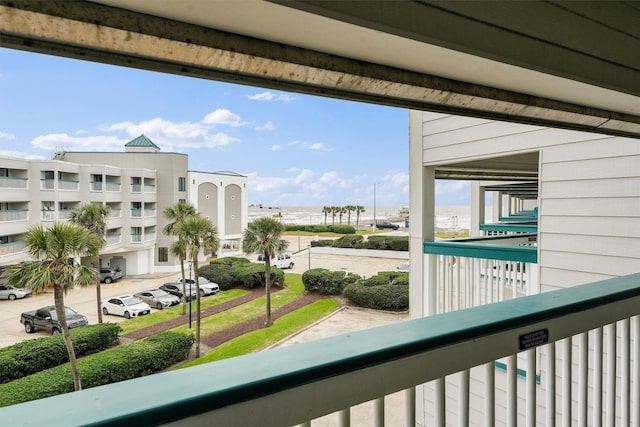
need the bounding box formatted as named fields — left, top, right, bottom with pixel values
left=1, top=0, right=639, bottom=140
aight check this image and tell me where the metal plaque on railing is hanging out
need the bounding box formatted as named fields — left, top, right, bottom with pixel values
left=519, top=328, right=548, bottom=350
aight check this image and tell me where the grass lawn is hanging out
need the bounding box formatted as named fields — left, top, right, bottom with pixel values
left=168, top=274, right=308, bottom=336
left=178, top=298, right=341, bottom=368
left=116, top=289, right=250, bottom=335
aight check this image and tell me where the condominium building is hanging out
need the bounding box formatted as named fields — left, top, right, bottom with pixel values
left=0, top=135, right=247, bottom=275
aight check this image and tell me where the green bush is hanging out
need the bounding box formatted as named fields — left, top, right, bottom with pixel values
left=0, top=323, right=122, bottom=384
left=233, top=263, right=285, bottom=289
left=332, top=234, right=363, bottom=248
left=0, top=332, right=194, bottom=407
left=310, top=239, right=334, bottom=247
left=360, top=271, right=408, bottom=287
left=302, top=268, right=360, bottom=295
left=328, top=224, right=356, bottom=234
left=343, top=282, right=409, bottom=311
left=389, top=239, right=409, bottom=251
left=198, top=263, right=234, bottom=290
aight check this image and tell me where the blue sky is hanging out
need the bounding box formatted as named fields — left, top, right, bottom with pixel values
left=0, top=48, right=469, bottom=206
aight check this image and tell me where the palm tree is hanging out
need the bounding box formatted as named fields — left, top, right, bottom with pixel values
left=331, top=206, right=340, bottom=224
left=338, top=206, right=347, bottom=224
left=163, top=202, right=197, bottom=315
left=4, top=222, right=100, bottom=391
left=355, top=205, right=366, bottom=231
left=242, top=217, right=288, bottom=327
left=69, top=202, right=110, bottom=323
left=345, top=205, right=355, bottom=226
left=175, top=214, right=219, bottom=357
left=321, top=206, right=332, bottom=224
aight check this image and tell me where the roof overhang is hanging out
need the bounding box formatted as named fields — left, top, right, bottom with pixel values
left=1, top=0, right=639, bottom=138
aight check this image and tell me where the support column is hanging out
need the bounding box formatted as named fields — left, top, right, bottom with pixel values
left=471, top=181, right=485, bottom=236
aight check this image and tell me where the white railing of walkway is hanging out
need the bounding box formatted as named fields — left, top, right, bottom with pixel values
left=424, top=234, right=538, bottom=314
left=1, top=274, right=637, bottom=427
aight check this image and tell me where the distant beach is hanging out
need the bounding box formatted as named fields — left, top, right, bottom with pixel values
left=248, top=205, right=489, bottom=230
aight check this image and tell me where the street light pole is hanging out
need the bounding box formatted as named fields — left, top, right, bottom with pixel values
left=188, top=259, right=193, bottom=329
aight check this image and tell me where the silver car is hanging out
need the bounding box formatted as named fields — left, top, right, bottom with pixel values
left=180, top=277, right=220, bottom=296
left=0, top=284, right=32, bottom=300
left=134, top=289, right=180, bottom=310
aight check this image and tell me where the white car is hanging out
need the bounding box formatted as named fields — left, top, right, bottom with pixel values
left=0, top=284, right=32, bottom=300
left=101, top=295, right=151, bottom=319
left=134, top=289, right=180, bottom=310
left=179, top=277, right=220, bottom=296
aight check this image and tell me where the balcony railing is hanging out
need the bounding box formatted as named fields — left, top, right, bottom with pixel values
left=143, top=208, right=156, bottom=217
left=130, top=208, right=142, bottom=218
left=105, top=182, right=121, bottom=192
left=143, top=232, right=155, bottom=242
left=2, top=274, right=637, bottom=426
left=130, top=184, right=141, bottom=193
left=424, top=234, right=538, bottom=313
left=480, top=223, right=538, bottom=236
left=0, top=209, right=28, bottom=222
left=108, top=209, right=121, bottom=218
left=40, top=179, right=55, bottom=190
left=0, top=176, right=28, bottom=189
left=105, top=234, right=121, bottom=246
left=41, top=211, right=55, bottom=221
left=143, top=184, right=156, bottom=193
left=130, top=234, right=142, bottom=243
left=0, top=241, right=26, bottom=256
left=90, top=182, right=103, bottom=192
left=58, top=179, right=79, bottom=191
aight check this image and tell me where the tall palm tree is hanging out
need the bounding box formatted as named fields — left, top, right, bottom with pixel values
left=163, top=202, right=197, bottom=315
left=338, top=206, right=347, bottom=224
left=4, top=222, right=100, bottom=391
left=355, top=205, right=366, bottom=231
left=331, top=206, right=340, bottom=224
left=345, top=205, right=355, bottom=226
left=176, top=214, right=219, bottom=357
left=69, top=202, right=110, bottom=323
left=242, top=217, right=288, bottom=327
left=321, top=206, right=332, bottom=224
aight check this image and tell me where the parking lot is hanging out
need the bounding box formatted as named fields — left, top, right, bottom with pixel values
left=1, top=234, right=408, bottom=348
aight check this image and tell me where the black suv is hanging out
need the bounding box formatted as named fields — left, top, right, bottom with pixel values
left=375, top=221, right=399, bottom=230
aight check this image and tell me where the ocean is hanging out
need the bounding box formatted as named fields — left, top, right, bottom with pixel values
left=248, top=205, right=488, bottom=230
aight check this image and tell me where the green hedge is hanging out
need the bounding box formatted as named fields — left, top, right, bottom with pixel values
left=343, top=282, right=409, bottom=311
left=0, top=323, right=122, bottom=384
left=332, top=234, right=364, bottom=248
left=0, top=331, right=194, bottom=407
left=284, top=224, right=356, bottom=234
left=233, top=263, right=285, bottom=289
left=302, top=268, right=361, bottom=295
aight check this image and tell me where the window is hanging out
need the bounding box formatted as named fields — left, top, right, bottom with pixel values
left=178, top=199, right=186, bottom=204
left=158, top=247, right=168, bottom=262
left=178, top=177, right=186, bottom=192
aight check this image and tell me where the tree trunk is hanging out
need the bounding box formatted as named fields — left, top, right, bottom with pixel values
left=264, top=256, right=273, bottom=327
left=95, top=256, right=102, bottom=324
left=54, top=284, right=82, bottom=391
left=180, top=259, right=187, bottom=315
left=194, top=256, right=201, bottom=357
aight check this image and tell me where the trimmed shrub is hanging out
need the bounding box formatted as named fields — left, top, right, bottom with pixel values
left=198, top=263, right=234, bottom=290
left=210, top=256, right=250, bottom=267
left=302, top=268, right=360, bottom=295
left=328, top=224, right=356, bottom=234
left=343, top=282, right=409, bottom=311
left=0, top=323, right=122, bottom=384
left=310, top=239, right=334, bottom=247
left=389, top=239, right=409, bottom=251
left=332, top=234, right=364, bottom=248
left=0, top=331, right=194, bottom=407
left=360, top=271, right=407, bottom=287
left=233, top=263, right=285, bottom=289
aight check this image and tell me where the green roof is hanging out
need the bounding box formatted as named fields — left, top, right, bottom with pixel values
left=125, top=135, right=160, bottom=149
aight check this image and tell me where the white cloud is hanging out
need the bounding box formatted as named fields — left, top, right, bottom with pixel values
left=435, top=180, right=468, bottom=195
left=100, top=117, right=239, bottom=149
left=289, top=140, right=333, bottom=151
left=32, top=133, right=125, bottom=152
left=248, top=91, right=295, bottom=102
left=269, top=145, right=281, bottom=151
left=202, top=109, right=250, bottom=127
left=0, top=130, right=15, bottom=140
left=0, top=150, right=45, bottom=160
left=256, top=121, right=275, bottom=131
left=319, top=171, right=338, bottom=183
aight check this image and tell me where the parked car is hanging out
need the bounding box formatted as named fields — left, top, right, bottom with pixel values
left=101, top=295, right=150, bottom=318
left=133, top=289, right=180, bottom=310
left=375, top=221, right=400, bottom=230
left=0, top=284, right=32, bottom=300
left=179, top=277, right=220, bottom=296
left=159, top=283, right=196, bottom=301
left=256, top=253, right=295, bottom=269
left=99, top=267, right=123, bottom=284
left=21, top=306, right=88, bottom=334
left=396, top=263, right=410, bottom=272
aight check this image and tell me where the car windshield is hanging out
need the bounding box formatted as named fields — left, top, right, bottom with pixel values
left=150, top=290, right=169, bottom=297
left=122, top=296, right=143, bottom=306
left=50, top=307, right=78, bottom=320
left=198, top=277, right=210, bottom=284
